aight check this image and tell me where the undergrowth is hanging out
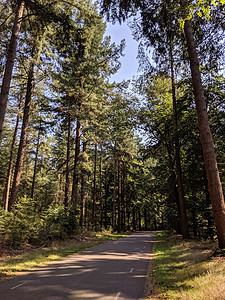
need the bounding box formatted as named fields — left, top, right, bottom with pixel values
left=149, top=232, right=225, bottom=300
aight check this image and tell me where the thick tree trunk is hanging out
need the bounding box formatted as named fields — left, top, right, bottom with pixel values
left=80, top=141, right=87, bottom=227
left=92, top=143, right=97, bottom=230
left=65, top=113, right=71, bottom=208
left=3, top=95, right=23, bottom=210
left=184, top=20, right=225, bottom=248
left=31, top=121, right=41, bottom=199
left=71, top=112, right=81, bottom=207
left=169, top=42, right=190, bottom=239
left=8, top=56, right=34, bottom=210
left=0, top=1, right=24, bottom=142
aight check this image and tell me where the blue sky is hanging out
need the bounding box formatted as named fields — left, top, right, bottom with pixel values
left=105, top=22, right=139, bottom=83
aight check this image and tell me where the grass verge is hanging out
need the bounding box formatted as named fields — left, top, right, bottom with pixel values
left=148, top=232, right=225, bottom=300
left=0, top=231, right=131, bottom=281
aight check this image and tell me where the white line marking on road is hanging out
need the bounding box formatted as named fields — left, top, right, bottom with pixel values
left=129, top=268, right=134, bottom=273
left=114, top=291, right=121, bottom=300
left=11, top=281, right=28, bottom=290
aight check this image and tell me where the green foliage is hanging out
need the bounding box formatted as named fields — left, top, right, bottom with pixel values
left=0, top=198, right=79, bottom=248
left=41, top=206, right=79, bottom=240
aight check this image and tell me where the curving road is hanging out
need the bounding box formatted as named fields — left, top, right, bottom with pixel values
left=0, top=231, right=157, bottom=300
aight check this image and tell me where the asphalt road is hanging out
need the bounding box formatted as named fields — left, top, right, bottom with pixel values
left=0, top=231, right=157, bottom=300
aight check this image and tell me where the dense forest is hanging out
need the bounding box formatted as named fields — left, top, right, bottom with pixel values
left=0, top=0, right=225, bottom=249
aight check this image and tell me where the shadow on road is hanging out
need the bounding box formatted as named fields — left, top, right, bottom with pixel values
left=0, top=231, right=157, bottom=300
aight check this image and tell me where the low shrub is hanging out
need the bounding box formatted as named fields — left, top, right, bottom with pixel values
left=0, top=198, right=79, bottom=248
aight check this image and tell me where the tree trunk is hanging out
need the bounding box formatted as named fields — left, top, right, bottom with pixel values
left=99, top=146, right=103, bottom=229
left=169, top=41, right=190, bottom=239
left=112, top=158, right=117, bottom=231
left=31, top=121, right=41, bottom=199
left=71, top=112, right=81, bottom=207
left=80, top=140, right=87, bottom=227
left=0, top=1, right=24, bottom=142
left=104, top=169, right=109, bottom=229
left=8, top=55, right=35, bottom=210
left=184, top=20, right=225, bottom=248
left=144, top=208, right=148, bottom=231
left=117, top=161, right=122, bottom=233
left=3, top=95, right=23, bottom=210
left=132, top=206, right=136, bottom=231
left=92, top=143, right=97, bottom=230
left=121, top=163, right=126, bottom=232
left=138, top=208, right=141, bottom=231
left=65, top=113, right=71, bottom=208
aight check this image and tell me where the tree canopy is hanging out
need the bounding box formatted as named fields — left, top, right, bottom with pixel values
left=0, top=0, right=225, bottom=250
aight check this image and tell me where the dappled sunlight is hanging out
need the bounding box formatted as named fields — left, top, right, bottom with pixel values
left=0, top=232, right=156, bottom=299
left=151, top=236, right=225, bottom=300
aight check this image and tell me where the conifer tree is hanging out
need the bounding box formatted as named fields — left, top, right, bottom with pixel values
left=101, top=0, right=225, bottom=248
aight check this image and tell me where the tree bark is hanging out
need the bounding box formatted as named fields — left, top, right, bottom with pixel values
left=92, top=143, right=97, bottom=230
left=3, top=95, right=23, bottom=211
left=112, top=158, right=117, bottom=231
left=144, top=207, right=148, bottom=230
left=65, top=113, right=71, bottom=208
left=71, top=111, right=81, bottom=207
left=0, top=1, right=24, bottom=142
left=31, top=121, right=41, bottom=199
left=99, top=146, right=103, bottom=229
left=80, top=140, right=87, bottom=227
left=104, top=168, right=109, bottom=229
left=121, top=163, right=126, bottom=232
left=184, top=19, right=225, bottom=248
left=169, top=41, right=190, bottom=239
left=117, top=161, right=122, bottom=233
left=138, top=208, right=141, bottom=231
left=132, top=206, right=136, bottom=231
left=8, top=55, right=35, bottom=210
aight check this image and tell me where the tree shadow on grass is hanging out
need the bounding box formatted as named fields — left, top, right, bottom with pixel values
left=151, top=238, right=216, bottom=298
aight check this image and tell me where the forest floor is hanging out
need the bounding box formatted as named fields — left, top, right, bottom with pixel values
left=0, top=230, right=131, bottom=282
left=147, top=232, right=225, bottom=300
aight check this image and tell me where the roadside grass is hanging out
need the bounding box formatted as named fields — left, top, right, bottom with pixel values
left=0, top=230, right=131, bottom=281
left=149, top=232, right=225, bottom=300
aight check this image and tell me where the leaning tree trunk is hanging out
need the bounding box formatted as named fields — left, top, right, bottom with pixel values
left=169, top=41, right=190, bottom=239
left=184, top=19, right=225, bottom=248
left=8, top=55, right=35, bottom=210
left=71, top=111, right=81, bottom=207
left=0, top=1, right=24, bottom=142
left=31, top=121, right=41, bottom=199
left=3, top=95, right=23, bottom=211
